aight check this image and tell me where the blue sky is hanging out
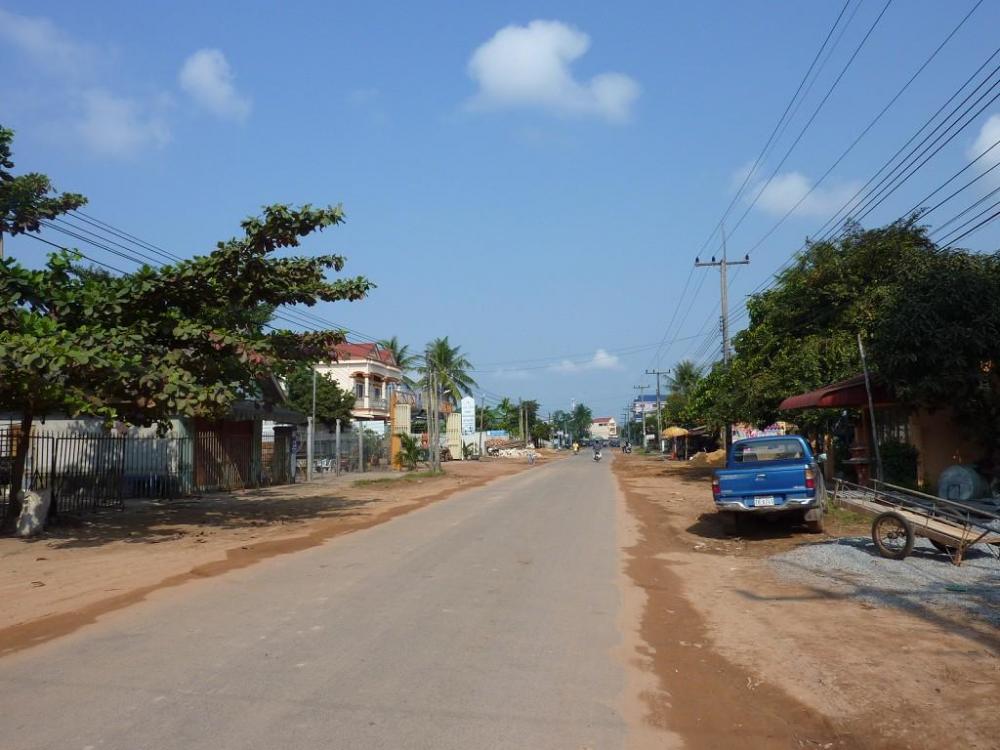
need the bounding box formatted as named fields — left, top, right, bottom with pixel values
left=3, top=0, right=999, bottom=419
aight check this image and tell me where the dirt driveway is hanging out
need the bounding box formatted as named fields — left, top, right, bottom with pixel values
left=615, top=453, right=999, bottom=750
left=0, top=456, right=553, bottom=657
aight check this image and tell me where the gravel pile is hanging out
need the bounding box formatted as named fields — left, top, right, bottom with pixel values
left=769, top=537, right=1000, bottom=625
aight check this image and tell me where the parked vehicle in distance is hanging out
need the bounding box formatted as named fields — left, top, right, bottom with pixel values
left=712, top=435, right=826, bottom=534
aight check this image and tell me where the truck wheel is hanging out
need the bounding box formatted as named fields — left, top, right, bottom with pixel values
left=719, top=512, right=740, bottom=535
left=802, top=507, right=825, bottom=534
left=871, top=512, right=914, bottom=560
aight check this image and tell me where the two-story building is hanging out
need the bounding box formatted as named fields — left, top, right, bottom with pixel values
left=589, top=417, right=618, bottom=441
left=314, top=342, right=403, bottom=422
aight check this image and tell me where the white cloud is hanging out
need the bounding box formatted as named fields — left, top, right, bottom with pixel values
left=745, top=170, right=862, bottom=218
left=968, top=113, right=1000, bottom=183
left=76, top=90, right=171, bottom=157
left=0, top=8, right=96, bottom=76
left=550, top=348, right=623, bottom=373
left=466, top=20, right=639, bottom=123
left=179, top=49, right=251, bottom=121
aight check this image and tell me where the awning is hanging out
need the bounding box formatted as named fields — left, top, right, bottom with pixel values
left=662, top=426, right=689, bottom=438
left=778, top=375, right=893, bottom=411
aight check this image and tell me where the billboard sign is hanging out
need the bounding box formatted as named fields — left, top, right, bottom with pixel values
left=461, top=396, right=476, bottom=435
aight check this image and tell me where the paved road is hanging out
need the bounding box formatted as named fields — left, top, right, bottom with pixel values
left=0, top=455, right=636, bottom=749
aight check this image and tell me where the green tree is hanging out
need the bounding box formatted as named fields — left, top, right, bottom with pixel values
left=694, top=219, right=936, bottom=429
left=496, top=397, right=519, bottom=434
left=419, top=336, right=477, bottom=405
left=668, top=360, right=703, bottom=397
left=570, top=403, right=593, bottom=440
left=378, top=336, right=418, bottom=387
left=394, top=433, right=422, bottom=470
left=284, top=366, right=356, bottom=430
left=871, top=248, right=1000, bottom=466
left=0, top=126, right=87, bottom=260
left=1, top=201, right=372, bottom=528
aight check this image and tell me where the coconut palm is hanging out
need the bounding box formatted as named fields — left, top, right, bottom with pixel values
left=378, top=336, right=419, bottom=387
left=418, top=336, right=477, bottom=405
left=668, top=360, right=703, bottom=397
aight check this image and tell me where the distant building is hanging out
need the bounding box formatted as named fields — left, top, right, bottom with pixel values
left=314, top=342, right=402, bottom=422
left=589, top=417, right=618, bottom=440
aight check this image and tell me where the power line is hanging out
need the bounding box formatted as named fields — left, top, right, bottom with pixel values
left=742, top=0, right=985, bottom=258
left=726, top=0, right=895, bottom=243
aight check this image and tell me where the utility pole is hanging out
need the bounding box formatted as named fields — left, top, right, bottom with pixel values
left=645, top=368, right=669, bottom=454
left=307, top=368, right=317, bottom=481
left=633, top=385, right=649, bottom=447
left=695, top=224, right=749, bottom=451
left=479, top=393, right=485, bottom=457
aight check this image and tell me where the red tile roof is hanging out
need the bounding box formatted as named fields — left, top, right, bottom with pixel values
left=332, top=342, right=398, bottom=367
left=592, top=417, right=614, bottom=424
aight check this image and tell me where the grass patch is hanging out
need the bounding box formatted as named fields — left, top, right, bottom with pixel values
left=353, top=469, right=443, bottom=487
left=825, top=504, right=871, bottom=534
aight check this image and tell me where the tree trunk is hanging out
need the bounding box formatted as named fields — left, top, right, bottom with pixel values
left=2, top=411, right=32, bottom=533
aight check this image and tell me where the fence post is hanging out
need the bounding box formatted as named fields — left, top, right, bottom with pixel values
left=358, top=425, right=364, bottom=473
left=48, top=436, right=59, bottom=521
left=335, top=419, right=341, bottom=476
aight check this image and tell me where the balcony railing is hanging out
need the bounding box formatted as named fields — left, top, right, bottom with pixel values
left=357, top=397, right=388, bottom=412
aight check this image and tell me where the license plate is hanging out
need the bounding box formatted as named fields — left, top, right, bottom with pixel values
left=753, top=496, right=776, bottom=507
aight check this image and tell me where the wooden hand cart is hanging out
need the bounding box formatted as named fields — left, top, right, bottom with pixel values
left=832, top=478, right=1000, bottom=566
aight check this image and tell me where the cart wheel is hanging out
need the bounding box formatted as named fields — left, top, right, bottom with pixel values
left=871, top=512, right=914, bottom=560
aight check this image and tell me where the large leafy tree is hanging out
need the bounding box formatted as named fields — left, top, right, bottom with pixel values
left=0, top=126, right=87, bottom=259
left=419, top=336, right=477, bottom=405
left=871, top=248, right=1000, bottom=466
left=1, top=200, right=372, bottom=526
left=285, top=366, right=356, bottom=430
left=570, top=403, right=593, bottom=440
left=709, top=219, right=936, bottom=428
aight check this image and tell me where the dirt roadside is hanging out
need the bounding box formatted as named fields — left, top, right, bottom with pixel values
left=0, top=455, right=555, bottom=657
left=615, top=453, right=1000, bottom=750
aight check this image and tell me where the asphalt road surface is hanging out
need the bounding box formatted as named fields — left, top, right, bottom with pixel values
left=0, top=455, right=640, bottom=750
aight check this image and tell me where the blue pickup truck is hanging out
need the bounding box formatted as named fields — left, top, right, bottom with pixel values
left=712, top=435, right=826, bottom=534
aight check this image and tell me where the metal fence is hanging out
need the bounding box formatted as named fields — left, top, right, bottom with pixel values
left=307, top=431, right=389, bottom=475
left=0, top=427, right=296, bottom=520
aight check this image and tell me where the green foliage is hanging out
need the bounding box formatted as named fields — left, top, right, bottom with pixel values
left=284, top=366, right=355, bottom=430
left=871, top=249, right=1000, bottom=464
left=683, top=219, right=938, bottom=431
left=394, top=433, right=422, bottom=470
left=419, top=336, right=477, bottom=405
left=570, top=403, right=593, bottom=440
left=879, top=438, right=919, bottom=487
left=461, top=441, right=477, bottom=460
left=0, top=126, right=87, bottom=239
left=530, top=420, right=552, bottom=442
left=378, top=336, right=418, bottom=386
left=1, top=202, right=371, bottom=426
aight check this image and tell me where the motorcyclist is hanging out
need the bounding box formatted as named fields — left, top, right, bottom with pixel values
left=593, top=441, right=602, bottom=460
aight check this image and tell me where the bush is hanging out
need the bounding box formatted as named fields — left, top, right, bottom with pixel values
left=880, top=438, right=919, bottom=487
left=394, top=434, right=421, bottom=471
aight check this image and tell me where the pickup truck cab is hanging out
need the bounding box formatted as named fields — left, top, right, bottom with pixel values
left=712, top=435, right=826, bottom=533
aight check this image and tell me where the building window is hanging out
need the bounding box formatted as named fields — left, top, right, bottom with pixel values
left=355, top=382, right=364, bottom=399
left=373, top=385, right=382, bottom=400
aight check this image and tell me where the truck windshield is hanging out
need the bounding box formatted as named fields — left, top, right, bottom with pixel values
left=733, top=439, right=805, bottom=463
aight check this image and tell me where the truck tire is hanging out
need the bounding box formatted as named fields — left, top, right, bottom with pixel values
left=803, top=508, right=825, bottom=534
left=871, top=512, right=914, bottom=560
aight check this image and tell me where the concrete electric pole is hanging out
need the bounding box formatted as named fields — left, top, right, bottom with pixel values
left=645, top=368, right=669, bottom=453
left=695, top=224, right=749, bottom=451
left=632, top=384, right=649, bottom=447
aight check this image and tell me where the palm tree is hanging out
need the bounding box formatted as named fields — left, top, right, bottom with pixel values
left=668, top=360, right=703, bottom=397
left=378, top=336, right=419, bottom=387
left=418, top=337, right=477, bottom=405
